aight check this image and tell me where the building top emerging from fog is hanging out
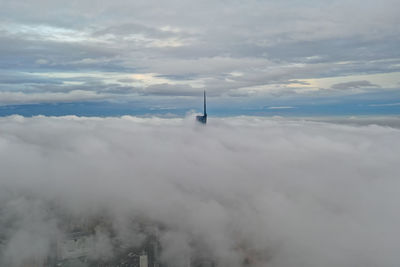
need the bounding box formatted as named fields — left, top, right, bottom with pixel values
left=196, top=91, right=207, bottom=124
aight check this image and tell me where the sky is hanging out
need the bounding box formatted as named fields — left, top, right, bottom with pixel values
left=1, top=115, right=400, bottom=266
left=1, top=0, right=400, bottom=116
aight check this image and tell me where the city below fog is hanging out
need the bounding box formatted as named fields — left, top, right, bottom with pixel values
left=1, top=115, right=400, bottom=266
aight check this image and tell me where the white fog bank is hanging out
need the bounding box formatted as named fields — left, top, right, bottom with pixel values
left=0, top=115, right=400, bottom=267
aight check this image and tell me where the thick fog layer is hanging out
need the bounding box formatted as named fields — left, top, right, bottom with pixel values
left=1, top=115, right=400, bottom=266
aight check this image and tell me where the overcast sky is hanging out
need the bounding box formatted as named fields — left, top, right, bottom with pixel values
left=1, top=0, right=400, bottom=114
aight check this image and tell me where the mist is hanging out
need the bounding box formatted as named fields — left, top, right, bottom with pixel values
left=0, top=115, right=400, bottom=266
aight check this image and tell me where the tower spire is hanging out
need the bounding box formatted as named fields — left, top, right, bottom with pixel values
left=196, top=90, right=207, bottom=124
left=204, top=90, right=207, bottom=116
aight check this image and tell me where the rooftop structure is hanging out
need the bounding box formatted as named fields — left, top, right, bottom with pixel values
left=140, top=252, right=149, bottom=267
left=196, top=91, right=207, bottom=124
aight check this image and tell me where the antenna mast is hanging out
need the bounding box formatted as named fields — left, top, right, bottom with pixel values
left=204, top=90, right=207, bottom=116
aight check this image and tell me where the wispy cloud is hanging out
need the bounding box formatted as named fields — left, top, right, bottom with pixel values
left=266, top=106, right=295, bottom=110
left=0, top=90, right=106, bottom=105
left=331, top=80, right=379, bottom=90
left=369, top=102, right=400, bottom=107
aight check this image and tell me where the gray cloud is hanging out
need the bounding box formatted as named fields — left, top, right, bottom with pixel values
left=0, top=0, right=399, bottom=100
left=143, top=84, right=199, bottom=96
left=0, top=90, right=106, bottom=105
left=0, top=116, right=400, bottom=266
left=331, top=80, right=379, bottom=90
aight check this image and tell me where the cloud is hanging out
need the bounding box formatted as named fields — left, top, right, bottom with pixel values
left=143, top=83, right=200, bottom=96
left=1, top=0, right=400, bottom=101
left=369, top=102, right=400, bottom=107
left=0, top=115, right=400, bottom=266
left=0, top=90, right=106, bottom=105
left=266, top=106, right=295, bottom=110
left=331, top=80, right=379, bottom=90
